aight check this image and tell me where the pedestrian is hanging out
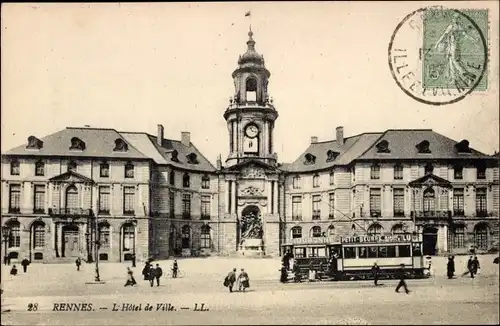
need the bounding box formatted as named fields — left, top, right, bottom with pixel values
left=467, top=256, right=475, bottom=278
left=154, top=263, right=163, bottom=287
left=371, top=262, right=381, bottom=286
left=280, top=264, right=288, bottom=283
left=447, top=256, right=455, bottom=279
left=172, top=259, right=179, bottom=278
left=292, top=262, right=301, bottom=282
left=75, top=257, right=82, bottom=271
left=10, top=265, right=18, bottom=276
left=238, top=268, right=250, bottom=292
left=142, top=261, right=151, bottom=280
left=21, top=257, right=30, bottom=273
left=132, top=253, right=136, bottom=268
left=224, top=268, right=237, bottom=293
left=124, top=267, right=137, bottom=287
left=148, top=265, right=155, bottom=287
left=472, top=256, right=480, bottom=276
left=395, top=264, right=410, bottom=294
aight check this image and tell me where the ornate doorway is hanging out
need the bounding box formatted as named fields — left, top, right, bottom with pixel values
left=423, top=226, right=438, bottom=256
left=240, top=205, right=263, bottom=250
left=62, top=224, right=80, bottom=257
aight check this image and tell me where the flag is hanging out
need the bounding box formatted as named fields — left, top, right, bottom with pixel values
left=245, top=11, right=251, bottom=17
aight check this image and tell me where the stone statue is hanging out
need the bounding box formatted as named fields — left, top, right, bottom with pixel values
left=240, top=211, right=263, bottom=240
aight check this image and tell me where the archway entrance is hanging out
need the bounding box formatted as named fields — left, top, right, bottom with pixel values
left=62, top=224, right=80, bottom=257
left=422, top=226, right=438, bottom=256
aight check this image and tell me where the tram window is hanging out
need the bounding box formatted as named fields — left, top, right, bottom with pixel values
left=344, top=247, right=356, bottom=259
left=398, top=245, right=411, bottom=257
left=378, top=246, right=388, bottom=258
left=387, top=246, right=396, bottom=258
left=412, top=243, right=422, bottom=256
left=368, top=247, right=378, bottom=258
left=359, top=247, right=368, bottom=258
left=330, top=248, right=342, bottom=258
left=317, top=248, right=326, bottom=257
left=294, top=248, right=306, bottom=258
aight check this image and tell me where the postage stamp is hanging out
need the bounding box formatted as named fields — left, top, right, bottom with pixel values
left=422, top=8, right=489, bottom=91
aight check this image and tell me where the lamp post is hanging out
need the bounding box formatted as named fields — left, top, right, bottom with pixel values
left=94, top=215, right=100, bottom=282
left=2, top=227, right=10, bottom=266
left=132, top=219, right=137, bottom=267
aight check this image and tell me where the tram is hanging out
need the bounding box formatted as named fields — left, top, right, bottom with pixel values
left=282, top=233, right=427, bottom=282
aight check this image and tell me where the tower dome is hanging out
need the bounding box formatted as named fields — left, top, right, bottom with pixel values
left=237, top=29, right=265, bottom=66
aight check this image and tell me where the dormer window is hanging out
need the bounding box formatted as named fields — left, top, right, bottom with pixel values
left=313, top=174, right=320, bottom=188
left=124, top=162, right=134, bottom=179
left=10, top=160, right=20, bottom=175
left=113, top=138, right=129, bottom=152
left=26, top=136, right=43, bottom=150
left=183, top=173, right=190, bottom=188
left=186, top=153, right=199, bottom=164
left=304, top=153, right=316, bottom=165
left=100, top=162, right=110, bottom=178
left=376, top=140, right=391, bottom=153
left=69, top=137, right=86, bottom=151
left=171, top=150, right=179, bottom=163
left=425, top=163, right=434, bottom=175
left=326, top=150, right=339, bottom=162
left=454, top=165, right=463, bottom=179
left=35, top=160, right=45, bottom=176
left=455, top=139, right=471, bottom=153
left=416, top=140, right=431, bottom=154
left=68, top=161, right=77, bottom=172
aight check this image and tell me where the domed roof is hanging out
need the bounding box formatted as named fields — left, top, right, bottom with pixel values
left=237, top=30, right=265, bottom=66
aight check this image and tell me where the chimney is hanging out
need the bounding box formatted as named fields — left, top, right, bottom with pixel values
left=181, top=132, right=191, bottom=147
left=311, top=136, right=318, bottom=144
left=216, top=154, right=222, bottom=170
left=336, top=126, right=344, bottom=146
left=157, top=124, right=164, bottom=146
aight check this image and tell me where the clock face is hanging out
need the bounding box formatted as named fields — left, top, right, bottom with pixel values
left=245, top=124, right=259, bottom=138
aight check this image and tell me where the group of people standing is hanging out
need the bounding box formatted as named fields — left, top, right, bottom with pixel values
left=224, top=268, right=250, bottom=293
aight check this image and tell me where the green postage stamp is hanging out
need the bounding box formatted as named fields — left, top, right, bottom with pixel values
left=423, top=8, right=488, bottom=91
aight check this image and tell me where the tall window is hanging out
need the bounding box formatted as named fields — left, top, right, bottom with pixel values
left=35, top=161, right=45, bottom=176
left=33, top=185, right=46, bottom=213
left=201, top=195, right=211, bottom=219
left=453, top=188, right=465, bottom=216
left=33, top=223, right=45, bottom=248
left=9, top=184, right=21, bottom=213
left=99, top=186, right=111, bottom=214
left=99, top=224, right=110, bottom=248
left=329, top=171, right=335, bottom=185
left=183, top=173, right=190, bottom=188
left=169, top=191, right=175, bottom=217
left=328, top=193, right=335, bottom=219
left=476, top=188, right=487, bottom=216
left=311, top=226, right=322, bottom=238
left=200, top=225, right=211, bottom=249
left=423, top=188, right=435, bottom=215
left=312, top=195, right=321, bottom=220
left=292, top=196, right=302, bottom=221
left=202, top=175, right=210, bottom=189
left=182, top=193, right=191, bottom=219
left=68, top=161, right=77, bottom=172
left=181, top=225, right=191, bottom=249
left=123, top=186, right=135, bottom=215
left=368, top=224, right=382, bottom=236
left=169, top=171, right=175, bottom=186
left=10, top=160, right=20, bottom=175
left=369, top=188, right=381, bottom=217
left=292, top=176, right=301, bottom=189
left=8, top=221, right=21, bottom=248
left=474, top=224, right=488, bottom=250
left=393, top=188, right=405, bottom=217
left=66, top=186, right=79, bottom=209
left=313, top=174, right=320, bottom=188
left=122, top=224, right=135, bottom=251
left=370, top=164, right=380, bottom=180
left=100, top=163, right=110, bottom=178
left=124, top=162, right=134, bottom=178
left=425, top=163, right=434, bottom=175
left=477, top=165, right=486, bottom=179
left=394, top=164, right=403, bottom=180
left=230, top=122, right=235, bottom=152
left=291, top=226, right=302, bottom=239
left=327, top=225, right=335, bottom=237
left=453, top=226, right=465, bottom=248
left=454, top=166, right=463, bottom=179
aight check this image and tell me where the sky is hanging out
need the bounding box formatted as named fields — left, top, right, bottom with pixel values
left=1, top=2, right=499, bottom=164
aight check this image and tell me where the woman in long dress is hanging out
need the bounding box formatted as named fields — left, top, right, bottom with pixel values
left=125, top=267, right=137, bottom=287
left=238, top=269, right=250, bottom=292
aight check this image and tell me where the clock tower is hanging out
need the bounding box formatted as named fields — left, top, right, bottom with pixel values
left=223, top=28, right=278, bottom=167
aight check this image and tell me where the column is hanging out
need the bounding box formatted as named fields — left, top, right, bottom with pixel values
left=57, top=223, right=63, bottom=257
left=231, top=182, right=237, bottom=214
left=443, top=225, right=448, bottom=253
left=233, top=121, right=237, bottom=154
left=267, top=181, right=272, bottom=214
left=273, top=181, right=278, bottom=215
left=225, top=181, right=230, bottom=214
left=263, top=122, right=269, bottom=156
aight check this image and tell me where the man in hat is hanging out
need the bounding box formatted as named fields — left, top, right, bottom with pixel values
left=395, top=264, right=410, bottom=294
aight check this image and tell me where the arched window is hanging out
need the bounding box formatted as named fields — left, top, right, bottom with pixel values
left=327, top=225, right=335, bottom=237
left=122, top=223, right=135, bottom=252
left=246, top=77, right=257, bottom=101
left=10, top=160, right=20, bottom=176
left=201, top=174, right=210, bottom=189
left=7, top=220, right=21, bottom=248
left=313, top=174, right=320, bottom=188
left=200, top=225, right=211, bottom=249
left=33, top=222, right=45, bottom=249
left=68, top=161, right=77, bottom=172
left=391, top=224, right=404, bottom=235
left=35, top=160, right=45, bottom=176
left=183, top=173, right=190, bottom=188
left=291, top=226, right=302, bottom=239
left=474, top=224, right=489, bottom=250
left=98, top=223, right=110, bottom=249
left=423, top=188, right=435, bottom=215
left=311, top=226, right=322, bottom=238
left=65, top=185, right=79, bottom=210
left=169, top=170, right=175, bottom=186
left=367, top=223, right=383, bottom=236
left=370, top=164, right=380, bottom=180
left=124, top=162, right=134, bottom=178
left=181, top=225, right=191, bottom=249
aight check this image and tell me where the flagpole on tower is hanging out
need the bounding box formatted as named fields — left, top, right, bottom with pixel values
left=245, top=10, right=252, bottom=31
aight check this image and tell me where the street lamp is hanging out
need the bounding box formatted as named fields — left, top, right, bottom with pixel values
left=132, top=219, right=137, bottom=267
left=2, top=227, right=10, bottom=266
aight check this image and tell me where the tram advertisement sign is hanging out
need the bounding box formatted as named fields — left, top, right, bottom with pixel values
left=290, top=236, right=336, bottom=245
left=341, top=234, right=418, bottom=244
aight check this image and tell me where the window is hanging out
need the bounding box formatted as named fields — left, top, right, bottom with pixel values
left=424, top=163, right=434, bottom=175
left=416, top=140, right=431, bottom=153
left=304, top=153, right=316, bottom=165
left=359, top=247, right=368, bottom=258
left=398, top=245, right=411, bottom=257
left=125, top=163, right=134, bottom=178
left=329, top=171, right=335, bottom=185
left=69, top=137, right=86, bottom=150
left=475, top=188, right=487, bottom=216
left=100, top=163, right=110, bottom=178
left=454, top=166, right=463, bottom=179
left=9, top=184, right=21, bottom=213
left=68, top=161, right=77, bottom=172
left=376, top=140, right=390, bottom=153
left=294, top=247, right=306, bottom=258
left=8, top=221, right=21, bottom=248
left=183, top=173, right=190, bottom=188
left=10, top=160, right=20, bottom=175
left=369, top=188, right=381, bottom=217
left=182, top=193, right=191, bottom=219
left=453, top=189, right=464, bottom=216
left=98, top=224, right=110, bottom=248
left=452, top=226, right=465, bottom=248
left=33, top=223, right=45, bottom=248
left=370, top=164, right=380, bottom=179
left=292, top=196, right=302, bottom=221
left=169, top=171, right=175, bottom=186
left=328, top=193, right=335, bottom=219
left=393, top=188, right=405, bottom=217
left=312, top=195, right=321, bottom=220
left=35, top=161, right=45, bottom=176
left=474, top=224, right=488, bottom=250
left=113, top=138, right=129, bottom=152
left=344, top=247, right=356, bottom=259
left=169, top=191, right=175, bottom=217
left=99, top=186, right=111, bottom=214
left=327, top=225, right=335, bottom=237
left=394, top=164, right=403, bottom=180
left=200, top=225, right=211, bottom=249
left=292, top=176, right=301, bottom=189
left=423, top=188, right=435, bottom=215
left=123, top=186, right=135, bottom=215
left=181, top=225, right=191, bottom=249
left=477, top=165, right=486, bottom=179
left=201, top=195, right=211, bottom=219
left=291, top=226, right=302, bottom=239
left=368, top=224, right=382, bottom=236
left=66, top=186, right=79, bottom=210
left=33, top=185, right=45, bottom=213
left=392, top=225, right=404, bottom=235
left=311, top=226, right=322, bottom=238
left=313, top=174, right=320, bottom=188
left=202, top=175, right=210, bottom=189
left=122, top=224, right=135, bottom=251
